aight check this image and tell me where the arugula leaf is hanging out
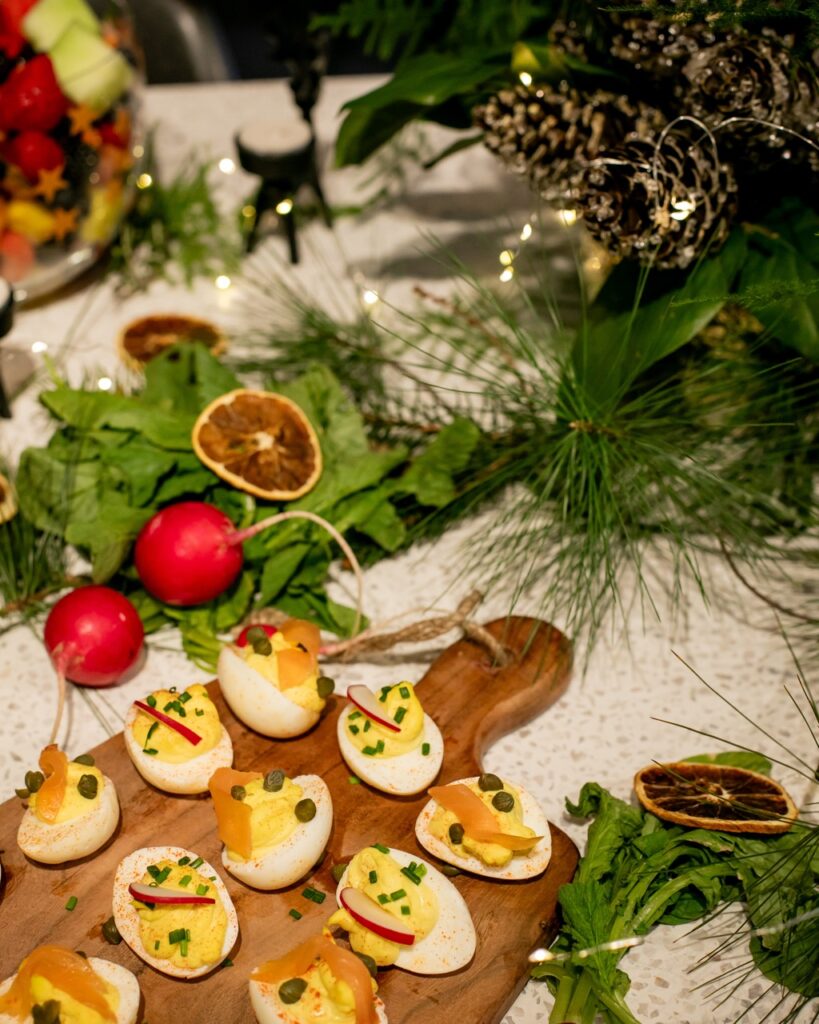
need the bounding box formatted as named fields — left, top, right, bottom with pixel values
left=142, top=343, right=241, bottom=414
left=66, top=502, right=152, bottom=582
left=392, top=417, right=480, bottom=507
left=40, top=387, right=193, bottom=450
left=683, top=750, right=773, bottom=775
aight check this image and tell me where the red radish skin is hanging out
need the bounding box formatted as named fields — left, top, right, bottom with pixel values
left=128, top=882, right=215, bottom=905
left=235, top=623, right=278, bottom=647
left=338, top=887, right=415, bottom=945
left=134, top=502, right=243, bottom=606
left=133, top=700, right=202, bottom=746
left=346, top=685, right=401, bottom=733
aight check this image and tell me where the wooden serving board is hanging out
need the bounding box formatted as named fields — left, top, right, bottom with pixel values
left=0, top=617, right=578, bottom=1024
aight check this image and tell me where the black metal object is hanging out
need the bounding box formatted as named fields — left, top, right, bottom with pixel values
left=0, top=279, right=13, bottom=419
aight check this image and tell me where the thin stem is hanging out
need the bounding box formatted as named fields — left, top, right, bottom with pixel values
left=229, top=511, right=364, bottom=636
left=50, top=651, right=67, bottom=745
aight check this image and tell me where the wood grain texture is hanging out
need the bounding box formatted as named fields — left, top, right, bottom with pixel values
left=0, top=617, right=578, bottom=1024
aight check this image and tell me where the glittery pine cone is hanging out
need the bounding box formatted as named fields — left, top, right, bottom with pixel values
left=573, top=130, right=738, bottom=270
left=611, top=16, right=725, bottom=77
left=473, top=83, right=664, bottom=202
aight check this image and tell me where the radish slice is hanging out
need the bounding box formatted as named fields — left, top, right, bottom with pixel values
left=133, top=700, right=202, bottom=746
left=128, top=882, right=215, bottom=905
left=338, top=887, right=415, bottom=945
left=346, top=685, right=401, bottom=733
left=235, top=623, right=278, bottom=648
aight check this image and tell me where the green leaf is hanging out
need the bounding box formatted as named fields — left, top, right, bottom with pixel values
left=354, top=496, right=406, bottom=550
left=257, top=542, right=312, bottom=606
left=393, top=417, right=480, bottom=507
left=66, top=501, right=153, bottom=582
left=683, top=750, right=773, bottom=775
left=16, top=447, right=101, bottom=535
left=565, top=782, right=645, bottom=885
left=100, top=439, right=178, bottom=506
left=422, top=133, right=484, bottom=170
left=142, top=343, right=242, bottom=414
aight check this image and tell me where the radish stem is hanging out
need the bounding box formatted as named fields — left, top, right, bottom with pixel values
left=50, top=649, right=68, bottom=745
left=229, top=511, right=364, bottom=636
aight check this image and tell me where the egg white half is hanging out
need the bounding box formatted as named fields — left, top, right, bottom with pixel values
left=249, top=978, right=388, bottom=1024
left=336, top=708, right=443, bottom=796
left=218, top=646, right=319, bottom=738
left=123, top=703, right=233, bottom=794
left=0, top=956, right=139, bottom=1024
left=112, top=845, right=238, bottom=979
left=335, top=847, right=475, bottom=975
left=414, top=776, right=552, bottom=881
left=17, top=775, right=119, bottom=864
left=222, top=775, right=333, bottom=890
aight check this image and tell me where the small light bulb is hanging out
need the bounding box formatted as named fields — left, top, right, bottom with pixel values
left=218, top=157, right=236, bottom=174
left=133, top=144, right=145, bottom=159
left=558, top=209, right=577, bottom=227
left=670, top=196, right=696, bottom=221
left=97, top=376, right=113, bottom=391
left=518, top=71, right=533, bottom=86
left=136, top=172, right=153, bottom=189
left=31, top=341, right=48, bottom=354
left=215, top=275, right=232, bottom=290
left=275, top=198, right=294, bottom=215
left=499, top=267, right=514, bottom=283
left=362, top=289, right=379, bottom=306
left=241, top=204, right=256, bottom=218
left=499, top=249, right=514, bottom=267
left=520, top=223, right=533, bottom=241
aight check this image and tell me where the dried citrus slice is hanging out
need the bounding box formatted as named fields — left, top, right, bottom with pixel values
left=192, top=388, right=322, bottom=501
left=119, top=314, right=227, bottom=369
left=634, top=761, right=797, bottom=834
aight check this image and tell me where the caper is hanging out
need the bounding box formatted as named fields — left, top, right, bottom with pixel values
left=32, top=1001, right=61, bottom=1024
left=77, top=774, right=98, bottom=800
left=15, top=787, right=30, bottom=800
left=102, top=916, right=122, bottom=945
left=278, top=978, right=308, bottom=1004
left=492, top=791, right=515, bottom=812
left=295, top=798, right=316, bottom=822
left=317, top=676, right=335, bottom=699
left=76, top=950, right=88, bottom=958
left=441, top=864, right=461, bottom=877
left=478, top=773, right=503, bottom=791
left=331, top=862, right=348, bottom=883
left=263, top=769, right=286, bottom=792
left=231, top=785, right=246, bottom=801
left=354, top=951, right=378, bottom=978
left=246, top=626, right=273, bottom=656
left=25, top=770, right=44, bottom=793
left=448, top=823, right=465, bottom=845
left=73, top=754, right=95, bottom=766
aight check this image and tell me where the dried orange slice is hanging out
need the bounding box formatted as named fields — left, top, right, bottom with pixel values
left=119, top=314, right=227, bottom=369
left=192, top=388, right=322, bottom=501
left=634, top=761, right=797, bottom=834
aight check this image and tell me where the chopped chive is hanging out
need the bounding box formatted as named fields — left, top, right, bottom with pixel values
left=179, top=940, right=188, bottom=956
left=143, top=748, right=158, bottom=756
left=390, top=889, right=407, bottom=901
left=368, top=870, right=378, bottom=884
left=362, top=745, right=377, bottom=756
left=163, top=702, right=175, bottom=713
left=377, top=894, right=389, bottom=905
left=221, top=958, right=233, bottom=968
left=401, top=866, right=422, bottom=886
left=168, top=928, right=185, bottom=943
left=177, top=856, right=191, bottom=866
left=417, top=864, right=427, bottom=877
left=363, top=719, right=371, bottom=733
left=348, top=710, right=362, bottom=720
left=154, top=940, right=160, bottom=950
left=146, top=722, right=159, bottom=741
left=195, top=708, right=205, bottom=716
left=190, top=857, right=204, bottom=869
left=372, top=843, right=389, bottom=854
left=147, top=865, right=160, bottom=879
left=401, top=905, right=411, bottom=915
left=155, top=867, right=171, bottom=884
left=348, top=724, right=360, bottom=735
left=178, top=875, right=192, bottom=887
left=146, top=695, right=157, bottom=707
left=378, top=686, right=390, bottom=703
left=178, top=691, right=192, bottom=703
left=177, top=706, right=186, bottom=717
left=374, top=740, right=385, bottom=754
left=348, top=775, right=360, bottom=785
left=399, top=685, right=410, bottom=699
left=289, top=908, right=302, bottom=920
left=302, top=887, right=326, bottom=904
left=421, top=743, right=431, bottom=756
left=196, top=884, right=210, bottom=896
left=394, top=707, right=407, bottom=724
left=65, top=896, right=78, bottom=911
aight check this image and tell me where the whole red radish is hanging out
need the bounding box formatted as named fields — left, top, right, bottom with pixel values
left=134, top=501, right=243, bottom=606
left=44, top=585, right=144, bottom=687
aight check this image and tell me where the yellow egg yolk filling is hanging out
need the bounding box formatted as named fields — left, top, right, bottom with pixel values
left=283, top=961, right=377, bottom=1024
left=346, top=683, right=425, bottom=758
left=28, top=974, right=120, bottom=1024
left=429, top=781, right=537, bottom=867
left=133, top=860, right=227, bottom=970
left=29, top=762, right=104, bottom=825
left=327, top=848, right=438, bottom=966
left=131, top=684, right=221, bottom=763
left=225, top=776, right=304, bottom=861
left=240, top=632, right=324, bottom=713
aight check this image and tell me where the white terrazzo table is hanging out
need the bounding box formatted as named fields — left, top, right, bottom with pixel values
left=0, top=78, right=815, bottom=1024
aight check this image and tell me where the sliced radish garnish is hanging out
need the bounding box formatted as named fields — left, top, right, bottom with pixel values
left=338, top=887, right=415, bottom=945
left=346, top=684, right=401, bottom=733
left=133, top=700, right=202, bottom=746
left=128, top=882, right=215, bottom=905
left=235, top=623, right=278, bottom=647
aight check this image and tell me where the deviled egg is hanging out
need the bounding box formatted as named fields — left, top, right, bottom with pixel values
left=209, top=766, right=332, bottom=890
left=250, top=930, right=388, bottom=1024
left=329, top=845, right=475, bottom=975
left=218, top=620, right=334, bottom=738
left=337, top=684, right=443, bottom=796
left=17, top=746, right=119, bottom=864
left=123, top=683, right=233, bottom=794
left=112, top=845, right=239, bottom=979
left=0, top=945, right=139, bottom=1024
left=415, top=774, right=551, bottom=880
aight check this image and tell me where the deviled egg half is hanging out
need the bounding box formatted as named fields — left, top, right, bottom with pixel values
left=329, top=845, right=475, bottom=975
left=415, top=774, right=551, bottom=880
left=218, top=620, right=334, bottom=738
left=17, top=746, right=119, bottom=864
left=337, top=684, right=443, bottom=796
left=0, top=945, right=139, bottom=1024
left=250, top=930, right=388, bottom=1024
left=124, top=683, right=233, bottom=794
left=209, top=766, right=332, bottom=890
left=112, top=845, right=239, bottom=979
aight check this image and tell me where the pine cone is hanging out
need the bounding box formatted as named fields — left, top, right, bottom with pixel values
left=473, top=83, right=664, bottom=202
left=547, top=18, right=590, bottom=62
left=611, top=17, right=725, bottom=76
left=573, top=130, right=738, bottom=270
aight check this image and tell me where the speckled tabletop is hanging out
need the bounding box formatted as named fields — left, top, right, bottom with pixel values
left=0, top=78, right=815, bottom=1024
